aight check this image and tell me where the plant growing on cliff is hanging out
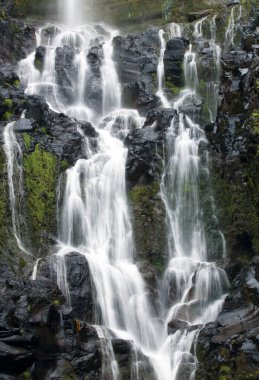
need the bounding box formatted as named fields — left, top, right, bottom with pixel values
left=23, top=145, right=57, bottom=246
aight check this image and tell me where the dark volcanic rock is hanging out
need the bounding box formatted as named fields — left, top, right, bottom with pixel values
left=125, top=108, right=176, bottom=187
left=168, top=319, right=189, bottom=335
left=113, top=27, right=160, bottom=113
left=196, top=257, right=259, bottom=379
left=34, top=45, right=46, bottom=72
left=0, top=9, right=35, bottom=63
left=16, top=95, right=98, bottom=165
left=164, top=38, right=187, bottom=86
left=113, top=27, right=159, bottom=84
left=64, top=252, right=95, bottom=323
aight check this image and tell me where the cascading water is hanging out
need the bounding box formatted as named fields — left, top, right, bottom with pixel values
left=183, top=44, right=199, bottom=91
left=156, top=29, right=171, bottom=108
left=157, top=20, right=229, bottom=378
left=3, top=121, right=30, bottom=255
left=14, top=2, right=231, bottom=379
left=225, top=5, right=242, bottom=51
left=169, top=23, right=182, bottom=39
left=193, top=16, right=207, bottom=38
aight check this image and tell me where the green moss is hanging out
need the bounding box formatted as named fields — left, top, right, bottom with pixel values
left=165, top=75, right=183, bottom=98
left=3, top=111, right=12, bottom=121
left=60, top=159, right=69, bottom=172
left=23, top=145, right=57, bottom=248
left=23, top=133, right=31, bottom=151
left=3, top=98, right=13, bottom=109
left=129, top=182, right=166, bottom=273
left=163, top=0, right=214, bottom=22
left=52, top=299, right=60, bottom=307
left=210, top=113, right=259, bottom=260
left=19, top=257, right=26, bottom=271
left=22, top=371, right=30, bottom=380
left=252, top=111, right=259, bottom=136
left=13, top=79, right=20, bottom=87
left=220, top=365, right=231, bottom=376
left=129, top=182, right=160, bottom=204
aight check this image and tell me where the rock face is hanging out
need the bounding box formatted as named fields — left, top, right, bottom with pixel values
left=196, top=13, right=259, bottom=378
left=207, top=22, right=259, bottom=262
left=113, top=28, right=160, bottom=114
left=0, top=262, right=103, bottom=380
left=125, top=109, right=176, bottom=274
left=164, top=38, right=187, bottom=87
left=0, top=1, right=259, bottom=379
left=196, top=256, right=259, bottom=379
left=0, top=2, right=35, bottom=63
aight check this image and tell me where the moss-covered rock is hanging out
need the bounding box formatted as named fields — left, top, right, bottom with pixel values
left=129, top=182, right=166, bottom=274
left=23, top=144, right=57, bottom=252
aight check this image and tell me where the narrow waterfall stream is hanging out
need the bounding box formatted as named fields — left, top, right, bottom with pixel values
left=3, top=121, right=31, bottom=255
left=8, top=2, right=233, bottom=379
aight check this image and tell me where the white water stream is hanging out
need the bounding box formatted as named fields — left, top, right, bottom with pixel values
left=3, top=122, right=31, bottom=255
left=3, top=4, right=232, bottom=379
left=156, top=29, right=171, bottom=108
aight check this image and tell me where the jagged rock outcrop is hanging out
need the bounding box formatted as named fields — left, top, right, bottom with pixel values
left=196, top=256, right=259, bottom=379
left=113, top=28, right=160, bottom=113
left=196, top=13, right=259, bottom=378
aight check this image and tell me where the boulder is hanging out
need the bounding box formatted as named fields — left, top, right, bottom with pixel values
left=167, top=319, right=189, bottom=335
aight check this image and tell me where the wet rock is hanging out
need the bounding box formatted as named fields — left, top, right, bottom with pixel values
left=113, top=27, right=159, bottom=84
left=197, top=257, right=259, bottom=378
left=34, top=45, right=46, bottom=72
left=164, top=38, right=187, bottom=86
left=55, top=45, right=76, bottom=88
left=122, top=81, right=159, bottom=114
left=0, top=15, right=35, bottom=63
left=125, top=108, right=176, bottom=187
left=17, top=95, right=98, bottom=165
left=64, top=252, right=95, bottom=323
left=13, top=118, right=32, bottom=132
left=86, top=44, right=103, bottom=112
left=168, top=319, right=189, bottom=335
left=113, top=28, right=159, bottom=113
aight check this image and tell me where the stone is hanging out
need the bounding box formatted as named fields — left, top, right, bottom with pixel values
left=167, top=319, right=189, bottom=335
left=14, top=118, right=32, bottom=132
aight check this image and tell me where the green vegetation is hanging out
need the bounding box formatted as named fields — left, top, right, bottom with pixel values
left=22, top=371, right=31, bottom=380
left=3, top=98, right=13, bottom=109
left=19, top=256, right=26, bottom=270
left=210, top=113, right=259, bottom=261
left=3, top=111, right=12, bottom=121
left=13, top=79, right=20, bottom=87
left=129, top=182, right=160, bottom=204
left=165, top=77, right=182, bottom=97
left=129, top=182, right=166, bottom=273
left=23, top=133, right=31, bottom=150
left=252, top=111, right=259, bottom=136
left=52, top=299, right=60, bottom=307
left=23, top=145, right=57, bottom=247
left=60, top=159, right=69, bottom=172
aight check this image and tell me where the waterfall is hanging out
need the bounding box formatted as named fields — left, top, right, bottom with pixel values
left=158, top=26, right=229, bottom=377
left=3, top=121, right=30, bottom=255
left=225, top=5, right=242, bottom=50
left=101, top=31, right=122, bottom=114
left=204, top=15, right=222, bottom=123
left=169, top=23, right=182, bottom=38
left=156, top=29, right=171, bottom=108
left=193, top=16, right=207, bottom=38
left=16, top=9, right=230, bottom=380
left=31, top=258, right=42, bottom=280
left=183, top=44, right=199, bottom=90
